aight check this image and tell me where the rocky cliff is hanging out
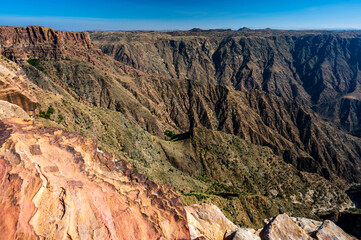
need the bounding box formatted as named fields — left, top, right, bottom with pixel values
left=0, top=26, right=97, bottom=61
left=0, top=54, right=38, bottom=114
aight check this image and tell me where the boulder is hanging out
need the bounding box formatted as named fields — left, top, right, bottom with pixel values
left=0, top=100, right=29, bottom=120
left=315, top=220, right=356, bottom=240
left=225, top=228, right=261, bottom=240
left=259, top=213, right=313, bottom=240
left=292, top=217, right=323, bottom=235
left=185, top=203, right=238, bottom=240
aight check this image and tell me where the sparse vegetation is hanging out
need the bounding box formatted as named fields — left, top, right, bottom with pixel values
left=57, top=114, right=64, bottom=123
left=27, top=58, right=45, bottom=71
left=181, top=190, right=208, bottom=201
left=164, top=129, right=175, bottom=138
left=39, top=105, right=55, bottom=119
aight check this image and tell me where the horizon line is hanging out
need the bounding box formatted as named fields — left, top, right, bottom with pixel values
left=2, top=25, right=361, bottom=32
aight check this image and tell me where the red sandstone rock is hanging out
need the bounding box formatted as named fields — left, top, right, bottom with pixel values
left=0, top=26, right=98, bottom=61
left=0, top=118, right=190, bottom=239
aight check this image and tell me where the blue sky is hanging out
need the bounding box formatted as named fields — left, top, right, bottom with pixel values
left=1, top=0, right=361, bottom=30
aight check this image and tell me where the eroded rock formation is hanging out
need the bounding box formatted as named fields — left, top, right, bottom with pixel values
left=0, top=56, right=38, bottom=114
left=0, top=118, right=190, bottom=239
left=0, top=100, right=30, bottom=120
left=0, top=26, right=97, bottom=61
left=91, top=30, right=361, bottom=138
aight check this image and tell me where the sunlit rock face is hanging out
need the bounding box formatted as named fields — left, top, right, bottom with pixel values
left=185, top=204, right=356, bottom=240
left=0, top=118, right=190, bottom=240
left=0, top=26, right=97, bottom=61
left=0, top=57, right=38, bottom=115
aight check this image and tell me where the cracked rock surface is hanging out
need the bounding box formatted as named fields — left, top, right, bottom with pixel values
left=0, top=118, right=190, bottom=240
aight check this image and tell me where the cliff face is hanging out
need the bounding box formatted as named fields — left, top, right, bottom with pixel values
left=0, top=118, right=190, bottom=239
left=0, top=55, right=38, bottom=114
left=0, top=26, right=96, bottom=61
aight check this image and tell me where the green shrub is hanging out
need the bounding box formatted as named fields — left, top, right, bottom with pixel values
left=27, top=59, right=45, bottom=71
left=47, top=105, right=55, bottom=114
left=39, top=105, right=55, bottom=120
left=57, top=114, right=64, bottom=123
left=164, top=129, right=175, bottom=138
left=180, top=190, right=208, bottom=201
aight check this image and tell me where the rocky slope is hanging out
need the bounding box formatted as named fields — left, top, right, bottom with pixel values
left=0, top=26, right=360, bottom=235
left=0, top=54, right=350, bottom=229
left=14, top=42, right=361, bottom=184
left=0, top=54, right=353, bottom=239
left=91, top=30, right=361, bottom=138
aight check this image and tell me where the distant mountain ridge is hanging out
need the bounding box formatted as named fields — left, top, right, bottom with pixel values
left=91, top=30, right=361, bottom=137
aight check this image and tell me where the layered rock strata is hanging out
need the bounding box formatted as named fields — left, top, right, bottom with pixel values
left=0, top=118, right=190, bottom=239
left=0, top=56, right=38, bottom=114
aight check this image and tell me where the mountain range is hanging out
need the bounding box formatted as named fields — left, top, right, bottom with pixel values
left=0, top=26, right=360, bottom=239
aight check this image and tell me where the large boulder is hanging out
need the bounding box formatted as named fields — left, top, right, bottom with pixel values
left=185, top=203, right=238, bottom=240
left=292, top=217, right=323, bottom=235
left=0, top=100, right=29, bottom=120
left=259, top=214, right=313, bottom=240
left=315, top=220, right=356, bottom=240
left=224, top=228, right=261, bottom=240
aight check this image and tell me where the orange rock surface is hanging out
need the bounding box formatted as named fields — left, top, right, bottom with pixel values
left=0, top=118, right=190, bottom=239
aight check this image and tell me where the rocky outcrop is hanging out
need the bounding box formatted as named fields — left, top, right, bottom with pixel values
left=0, top=100, right=30, bottom=120
left=260, top=214, right=313, bottom=240
left=185, top=204, right=238, bottom=240
left=0, top=26, right=97, bottom=61
left=0, top=56, right=38, bottom=114
left=315, top=220, right=355, bottom=240
left=292, top=217, right=322, bottom=235
left=0, top=118, right=190, bottom=239
left=186, top=204, right=355, bottom=240
left=318, top=209, right=361, bottom=239
left=224, top=229, right=260, bottom=240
